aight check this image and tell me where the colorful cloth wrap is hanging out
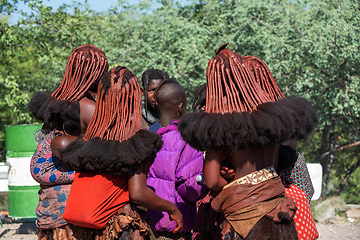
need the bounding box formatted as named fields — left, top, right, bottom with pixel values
left=30, top=130, right=75, bottom=229
left=292, top=152, right=315, bottom=202
left=211, top=167, right=297, bottom=239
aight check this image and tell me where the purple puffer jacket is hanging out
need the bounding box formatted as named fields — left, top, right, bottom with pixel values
left=146, top=119, right=207, bottom=233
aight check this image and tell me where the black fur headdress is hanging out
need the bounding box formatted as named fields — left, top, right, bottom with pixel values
left=28, top=91, right=81, bottom=136
left=59, top=129, right=163, bottom=176
left=178, top=97, right=317, bottom=152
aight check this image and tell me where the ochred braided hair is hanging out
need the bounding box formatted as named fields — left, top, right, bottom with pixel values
left=51, top=45, right=109, bottom=101
left=83, top=66, right=142, bottom=142
left=206, top=44, right=283, bottom=113
left=243, top=56, right=283, bottom=102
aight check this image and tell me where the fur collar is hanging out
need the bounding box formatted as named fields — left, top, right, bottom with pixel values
left=59, top=129, right=163, bottom=176
left=178, top=97, right=317, bottom=152
left=28, top=91, right=81, bottom=135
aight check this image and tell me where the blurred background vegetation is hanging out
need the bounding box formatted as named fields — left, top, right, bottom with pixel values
left=1, top=0, right=359, bottom=205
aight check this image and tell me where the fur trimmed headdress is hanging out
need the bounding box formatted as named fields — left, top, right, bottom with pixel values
left=59, top=130, right=163, bottom=176
left=28, top=92, right=81, bottom=136
left=28, top=45, right=109, bottom=135
left=179, top=44, right=317, bottom=151
left=178, top=97, right=317, bottom=152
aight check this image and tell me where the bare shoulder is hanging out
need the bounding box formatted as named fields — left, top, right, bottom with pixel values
left=79, top=97, right=96, bottom=113
left=79, top=97, right=96, bottom=132
left=50, top=135, right=77, bottom=157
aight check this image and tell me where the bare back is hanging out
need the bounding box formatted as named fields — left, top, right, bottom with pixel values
left=204, top=144, right=279, bottom=191
left=227, top=144, right=279, bottom=181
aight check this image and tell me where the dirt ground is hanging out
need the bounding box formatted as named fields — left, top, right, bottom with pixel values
left=0, top=221, right=37, bottom=240
left=316, top=222, right=360, bottom=240
left=1, top=221, right=360, bottom=239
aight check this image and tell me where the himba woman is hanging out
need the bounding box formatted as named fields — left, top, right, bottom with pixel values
left=178, top=44, right=318, bottom=239
left=54, top=66, right=183, bottom=239
left=27, top=45, right=109, bottom=239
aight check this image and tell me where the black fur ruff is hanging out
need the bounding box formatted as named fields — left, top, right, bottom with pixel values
left=28, top=91, right=81, bottom=135
left=59, top=129, right=163, bottom=177
left=178, top=97, right=317, bottom=152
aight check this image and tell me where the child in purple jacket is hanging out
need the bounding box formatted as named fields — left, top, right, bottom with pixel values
left=146, top=80, right=207, bottom=239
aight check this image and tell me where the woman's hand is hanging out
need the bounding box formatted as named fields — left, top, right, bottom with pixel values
left=128, top=165, right=184, bottom=233
left=168, top=206, right=183, bottom=233
left=220, top=165, right=235, bottom=181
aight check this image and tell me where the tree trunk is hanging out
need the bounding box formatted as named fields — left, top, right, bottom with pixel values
left=320, top=121, right=336, bottom=198
left=334, top=157, right=360, bottom=195
left=318, top=125, right=329, bottom=199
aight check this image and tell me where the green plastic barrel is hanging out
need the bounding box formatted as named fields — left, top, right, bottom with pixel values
left=5, top=124, right=42, bottom=158
left=8, top=185, right=41, bottom=218
left=5, top=124, right=42, bottom=219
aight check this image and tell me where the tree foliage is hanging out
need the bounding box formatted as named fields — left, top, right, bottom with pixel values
left=1, top=0, right=359, bottom=201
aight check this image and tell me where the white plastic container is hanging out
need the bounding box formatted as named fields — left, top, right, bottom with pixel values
left=306, top=163, right=323, bottom=201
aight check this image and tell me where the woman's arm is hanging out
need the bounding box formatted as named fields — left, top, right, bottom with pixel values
left=204, top=150, right=228, bottom=191
left=128, top=165, right=183, bottom=233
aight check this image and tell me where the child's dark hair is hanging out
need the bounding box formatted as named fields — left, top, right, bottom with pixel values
left=153, top=79, right=180, bottom=104
left=192, top=83, right=206, bottom=112
left=141, top=68, right=169, bottom=111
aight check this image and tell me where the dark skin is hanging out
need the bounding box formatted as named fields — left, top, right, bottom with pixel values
left=78, top=96, right=97, bottom=134
left=155, top=82, right=186, bottom=127
left=50, top=134, right=77, bottom=158
left=141, top=79, right=163, bottom=129
left=204, top=144, right=279, bottom=191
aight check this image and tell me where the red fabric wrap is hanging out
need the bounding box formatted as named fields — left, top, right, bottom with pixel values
left=285, top=183, right=319, bottom=240
left=63, top=172, right=130, bottom=229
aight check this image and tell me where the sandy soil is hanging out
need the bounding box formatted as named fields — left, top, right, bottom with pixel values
left=1, top=221, right=360, bottom=239
left=0, top=222, right=37, bottom=240
left=316, top=222, right=360, bottom=240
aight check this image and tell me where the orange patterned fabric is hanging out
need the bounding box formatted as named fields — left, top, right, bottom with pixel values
left=223, top=166, right=277, bottom=188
